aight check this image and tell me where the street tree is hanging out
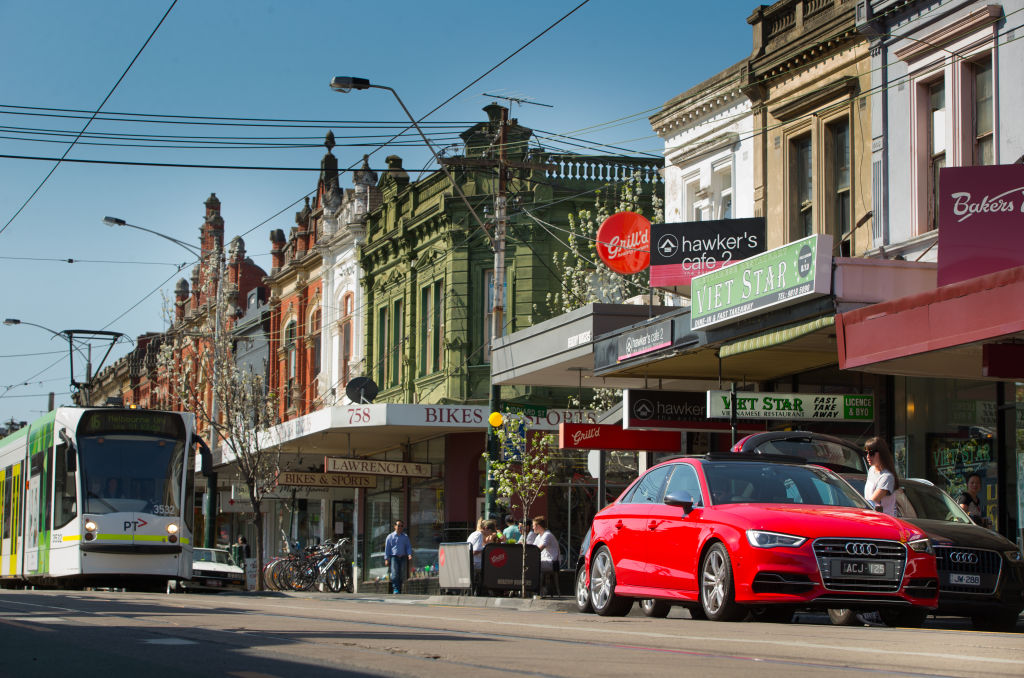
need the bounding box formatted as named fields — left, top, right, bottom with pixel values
left=157, top=245, right=281, bottom=589
left=487, top=414, right=557, bottom=598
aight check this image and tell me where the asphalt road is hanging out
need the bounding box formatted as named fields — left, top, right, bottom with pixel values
left=0, top=590, right=1021, bottom=678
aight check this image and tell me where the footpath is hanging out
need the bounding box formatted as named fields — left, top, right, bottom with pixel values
left=274, top=589, right=578, bottom=613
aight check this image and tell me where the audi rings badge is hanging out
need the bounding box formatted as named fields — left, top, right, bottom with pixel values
left=949, top=551, right=979, bottom=565
left=845, top=542, right=879, bottom=557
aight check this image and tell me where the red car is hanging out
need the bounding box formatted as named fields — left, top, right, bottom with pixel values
left=586, top=455, right=939, bottom=623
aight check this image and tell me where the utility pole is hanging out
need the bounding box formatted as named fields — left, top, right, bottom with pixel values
left=485, top=107, right=509, bottom=520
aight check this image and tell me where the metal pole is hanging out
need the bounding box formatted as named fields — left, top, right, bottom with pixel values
left=485, top=107, right=508, bottom=520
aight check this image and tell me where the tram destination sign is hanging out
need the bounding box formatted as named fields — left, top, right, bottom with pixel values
left=706, top=391, right=874, bottom=422
left=277, top=471, right=377, bottom=488
left=324, top=457, right=432, bottom=477
left=690, top=234, right=832, bottom=330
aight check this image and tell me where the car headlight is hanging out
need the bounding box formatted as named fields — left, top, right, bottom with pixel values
left=908, top=537, right=933, bottom=555
left=746, top=530, right=806, bottom=548
left=1004, top=549, right=1023, bottom=562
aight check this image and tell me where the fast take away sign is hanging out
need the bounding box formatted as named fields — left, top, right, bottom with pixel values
left=706, top=391, right=874, bottom=422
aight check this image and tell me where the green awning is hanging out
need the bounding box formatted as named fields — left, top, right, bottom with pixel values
left=719, top=315, right=835, bottom=359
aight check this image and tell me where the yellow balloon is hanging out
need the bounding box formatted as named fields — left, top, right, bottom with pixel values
left=488, top=412, right=504, bottom=427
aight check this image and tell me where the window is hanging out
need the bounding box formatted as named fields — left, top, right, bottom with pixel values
left=376, top=306, right=388, bottom=385
left=973, top=58, right=993, bottom=166
left=341, top=293, right=354, bottom=387
left=830, top=119, right=851, bottom=237
left=391, top=299, right=403, bottom=386
left=53, top=442, right=77, bottom=528
left=419, top=282, right=444, bottom=376
left=284, top=321, right=297, bottom=409
left=792, top=135, right=813, bottom=238
left=623, top=465, right=672, bottom=504
left=714, top=165, right=733, bottom=220
left=310, top=309, right=321, bottom=380
left=665, top=464, right=702, bottom=506
left=927, top=79, right=946, bottom=231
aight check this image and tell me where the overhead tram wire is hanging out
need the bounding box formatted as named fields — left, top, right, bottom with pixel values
left=0, top=0, right=178, bottom=240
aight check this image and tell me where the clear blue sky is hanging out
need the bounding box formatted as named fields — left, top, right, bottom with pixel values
left=0, top=0, right=753, bottom=425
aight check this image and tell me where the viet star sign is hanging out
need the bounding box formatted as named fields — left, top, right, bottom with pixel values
left=690, top=234, right=832, bottom=330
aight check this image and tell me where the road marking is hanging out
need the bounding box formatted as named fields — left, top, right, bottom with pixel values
left=0, top=617, right=55, bottom=632
left=142, top=638, right=197, bottom=645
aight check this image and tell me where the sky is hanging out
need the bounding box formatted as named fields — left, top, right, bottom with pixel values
left=0, top=0, right=754, bottom=426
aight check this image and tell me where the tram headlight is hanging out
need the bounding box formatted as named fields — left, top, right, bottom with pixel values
left=84, top=520, right=97, bottom=532
left=166, top=523, right=179, bottom=535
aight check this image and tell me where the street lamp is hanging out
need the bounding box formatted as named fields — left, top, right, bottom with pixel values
left=104, top=214, right=225, bottom=549
left=330, top=76, right=506, bottom=519
left=103, top=216, right=202, bottom=259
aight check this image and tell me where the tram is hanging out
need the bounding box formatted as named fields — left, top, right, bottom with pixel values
left=0, top=406, right=207, bottom=590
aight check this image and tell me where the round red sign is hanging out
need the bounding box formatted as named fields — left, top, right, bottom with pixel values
left=489, top=548, right=507, bottom=568
left=596, top=211, right=651, bottom=275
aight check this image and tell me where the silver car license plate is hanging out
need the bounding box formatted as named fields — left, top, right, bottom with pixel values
left=949, top=573, right=981, bottom=586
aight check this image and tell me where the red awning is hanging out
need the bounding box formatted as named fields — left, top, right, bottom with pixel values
left=836, top=265, right=1024, bottom=379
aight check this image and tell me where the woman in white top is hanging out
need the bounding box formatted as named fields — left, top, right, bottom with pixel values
left=863, top=436, right=899, bottom=516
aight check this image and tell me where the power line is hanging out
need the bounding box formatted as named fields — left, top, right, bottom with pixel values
left=0, top=0, right=179, bottom=239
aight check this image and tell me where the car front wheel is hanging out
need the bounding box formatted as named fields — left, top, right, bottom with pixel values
left=828, top=608, right=864, bottom=626
left=589, top=546, right=633, bottom=617
left=575, top=567, right=592, bottom=613
left=700, top=542, right=745, bottom=622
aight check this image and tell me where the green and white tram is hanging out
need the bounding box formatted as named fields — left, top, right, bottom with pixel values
left=0, top=406, right=204, bottom=590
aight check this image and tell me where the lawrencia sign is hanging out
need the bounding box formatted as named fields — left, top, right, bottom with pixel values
left=690, top=234, right=832, bottom=330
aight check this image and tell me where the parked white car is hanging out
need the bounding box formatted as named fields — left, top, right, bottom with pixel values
left=180, top=548, right=246, bottom=592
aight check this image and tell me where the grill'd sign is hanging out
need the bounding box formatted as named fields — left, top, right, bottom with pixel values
left=596, top=211, right=651, bottom=275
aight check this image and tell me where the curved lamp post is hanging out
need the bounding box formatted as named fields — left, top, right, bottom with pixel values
left=330, top=76, right=506, bottom=520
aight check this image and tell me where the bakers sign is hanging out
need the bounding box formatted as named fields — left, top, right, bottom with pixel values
left=596, top=212, right=650, bottom=275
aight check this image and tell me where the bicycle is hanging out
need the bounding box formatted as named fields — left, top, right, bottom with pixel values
left=285, top=538, right=353, bottom=593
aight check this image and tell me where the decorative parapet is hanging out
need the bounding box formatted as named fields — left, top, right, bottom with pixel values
left=543, top=154, right=663, bottom=185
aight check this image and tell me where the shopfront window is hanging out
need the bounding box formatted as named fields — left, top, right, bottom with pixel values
left=897, top=378, right=1001, bottom=531
left=409, top=437, right=444, bottom=579
left=362, top=449, right=405, bottom=582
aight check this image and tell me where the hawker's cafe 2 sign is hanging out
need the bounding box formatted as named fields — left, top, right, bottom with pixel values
left=690, top=234, right=832, bottom=330
left=650, top=217, right=766, bottom=288
left=706, top=390, right=874, bottom=422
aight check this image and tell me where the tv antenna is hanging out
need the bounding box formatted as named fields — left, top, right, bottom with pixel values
left=481, top=93, right=553, bottom=109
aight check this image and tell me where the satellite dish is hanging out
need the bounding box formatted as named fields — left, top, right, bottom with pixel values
left=345, top=377, right=379, bottom=404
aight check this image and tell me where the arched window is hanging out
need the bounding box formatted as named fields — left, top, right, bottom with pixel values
left=341, top=292, right=354, bottom=386
left=285, top=320, right=297, bottom=409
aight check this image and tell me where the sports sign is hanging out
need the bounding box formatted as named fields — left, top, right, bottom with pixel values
left=690, top=234, right=832, bottom=330
left=706, top=390, right=874, bottom=422
left=277, top=471, right=377, bottom=488
left=650, top=217, right=765, bottom=288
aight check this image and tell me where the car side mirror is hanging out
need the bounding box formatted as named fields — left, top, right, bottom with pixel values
left=664, top=491, right=696, bottom=514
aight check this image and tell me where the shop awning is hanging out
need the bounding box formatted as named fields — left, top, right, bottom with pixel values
left=719, top=315, right=835, bottom=358
left=836, top=265, right=1024, bottom=379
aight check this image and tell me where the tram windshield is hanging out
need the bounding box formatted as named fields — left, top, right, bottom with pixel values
left=80, top=435, right=185, bottom=515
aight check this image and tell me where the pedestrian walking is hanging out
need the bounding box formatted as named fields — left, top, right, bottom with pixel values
left=384, top=520, right=412, bottom=594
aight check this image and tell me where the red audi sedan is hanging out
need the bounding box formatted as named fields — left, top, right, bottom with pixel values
left=586, top=455, right=939, bottom=623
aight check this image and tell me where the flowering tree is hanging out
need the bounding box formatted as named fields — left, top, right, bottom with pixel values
left=486, top=414, right=556, bottom=598
left=157, top=248, right=281, bottom=589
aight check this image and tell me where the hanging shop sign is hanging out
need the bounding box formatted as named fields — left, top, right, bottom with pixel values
left=650, top=218, right=766, bottom=288
left=558, top=423, right=682, bottom=451
left=617, top=319, right=672, bottom=361
left=706, top=390, right=874, bottom=421
left=324, top=457, right=432, bottom=477
left=596, top=211, right=651, bottom=275
left=938, top=164, right=1024, bottom=286
left=690, top=234, right=832, bottom=330
left=622, top=388, right=762, bottom=431
left=277, top=471, right=377, bottom=489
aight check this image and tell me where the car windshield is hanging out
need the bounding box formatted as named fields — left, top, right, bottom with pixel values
left=704, top=461, right=870, bottom=508
left=749, top=438, right=866, bottom=472
left=899, top=483, right=973, bottom=524
left=194, top=549, right=231, bottom=565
